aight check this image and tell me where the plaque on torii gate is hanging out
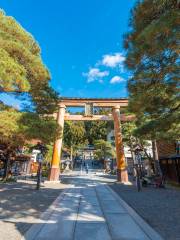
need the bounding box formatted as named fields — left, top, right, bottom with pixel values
left=85, top=103, right=94, bottom=116
left=48, top=97, right=133, bottom=183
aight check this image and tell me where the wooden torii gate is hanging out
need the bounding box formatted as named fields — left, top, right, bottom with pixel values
left=48, top=97, right=131, bottom=183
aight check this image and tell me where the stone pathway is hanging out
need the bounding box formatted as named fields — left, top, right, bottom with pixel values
left=110, top=181, right=180, bottom=240
left=0, top=179, right=66, bottom=240
left=23, top=172, right=163, bottom=240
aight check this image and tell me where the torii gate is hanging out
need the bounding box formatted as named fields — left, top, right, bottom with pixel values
left=48, top=97, right=132, bottom=183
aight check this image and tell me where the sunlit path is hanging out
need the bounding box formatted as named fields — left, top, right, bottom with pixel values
left=23, top=171, right=163, bottom=240
left=0, top=1, right=178, bottom=240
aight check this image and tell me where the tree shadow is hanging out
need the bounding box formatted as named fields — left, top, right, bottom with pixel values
left=0, top=180, right=67, bottom=239
left=2, top=177, right=113, bottom=240
left=3, top=173, right=177, bottom=240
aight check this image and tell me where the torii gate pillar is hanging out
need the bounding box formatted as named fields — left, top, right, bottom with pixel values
left=48, top=104, right=66, bottom=181
left=112, top=106, right=128, bottom=182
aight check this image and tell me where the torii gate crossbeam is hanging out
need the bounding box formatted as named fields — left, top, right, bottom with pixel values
left=48, top=97, right=130, bottom=183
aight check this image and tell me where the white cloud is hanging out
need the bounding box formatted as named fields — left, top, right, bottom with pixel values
left=101, top=52, right=125, bottom=68
left=83, top=68, right=109, bottom=83
left=110, top=76, right=125, bottom=84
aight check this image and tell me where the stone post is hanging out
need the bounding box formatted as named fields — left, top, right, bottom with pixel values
left=112, top=106, right=128, bottom=182
left=48, top=104, right=66, bottom=181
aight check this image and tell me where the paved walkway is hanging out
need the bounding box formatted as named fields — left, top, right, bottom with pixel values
left=0, top=179, right=66, bottom=240
left=23, top=171, right=163, bottom=240
left=110, top=182, right=180, bottom=240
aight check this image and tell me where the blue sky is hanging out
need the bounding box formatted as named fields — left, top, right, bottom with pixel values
left=0, top=0, right=135, bottom=108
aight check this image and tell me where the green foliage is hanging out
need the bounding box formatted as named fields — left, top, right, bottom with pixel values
left=122, top=121, right=137, bottom=147
left=0, top=108, right=59, bottom=148
left=63, top=121, right=87, bottom=149
left=0, top=100, right=11, bottom=110
left=122, top=121, right=152, bottom=161
left=0, top=10, right=59, bottom=113
left=0, top=108, right=23, bottom=147
left=94, top=139, right=115, bottom=160
left=44, top=144, right=53, bottom=164
left=0, top=10, right=49, bottom=92
left=19, top=113, right=59, bottom=144
left=84, top=121, right=109, bottom=144
left=0, top=8, right=59, bottom=175
left=32, top=84, right=59, bottom=114
left=124, top=0, right=180, bottom=140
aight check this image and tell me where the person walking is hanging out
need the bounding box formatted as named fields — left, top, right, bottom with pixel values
left=85, top=163, right=89, bottom=174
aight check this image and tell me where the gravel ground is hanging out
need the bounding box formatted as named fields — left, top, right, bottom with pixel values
left=109, top=182, right=180, bottom=240
left=0, top=179, right=66, bottom=240
left=1, top=173, right=180, bottom=240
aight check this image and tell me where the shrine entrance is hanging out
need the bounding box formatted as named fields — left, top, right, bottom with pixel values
left=48, top=97, right=132, bottom=183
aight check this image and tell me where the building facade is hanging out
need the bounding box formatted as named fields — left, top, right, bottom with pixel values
left=158, top=141, right=180, bottom=184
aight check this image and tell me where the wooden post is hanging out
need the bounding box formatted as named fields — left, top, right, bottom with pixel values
left=112, top=106, right=128, bottom=182
left=48, top=104, right=66, bottom=181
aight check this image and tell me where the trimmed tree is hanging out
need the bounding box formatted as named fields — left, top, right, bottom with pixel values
left=124, top=0, right=180, bottom=173
left=94, top=140, right=115, bottom=161
left=63, top=121, right=87, bottom=161
left=0, top=107, right=59, bottom=180
left=0, top=10, right=58, bottom=113
left=124, top=0, right=180, bottom=140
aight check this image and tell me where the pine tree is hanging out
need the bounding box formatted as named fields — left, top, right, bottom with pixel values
left=0, top=10, right=58, bottom=113
left=63, top=121, right=87, bottom=159
left=0, top=107, right=59, bottom=179
left=124, top=0, right=180, bottom=140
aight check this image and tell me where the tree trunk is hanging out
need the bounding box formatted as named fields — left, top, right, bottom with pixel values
left=152, top=140, right=162, bottom=176
left=3, top=157, right=10, bottom=180
left=131, top=150, right=135, bottom=164
left=130, top=150, right=136, bottom=178
left=138, top=141, right=154, bottom=176
left=70, top=146, right=73, bottom=161
left=70, top=146, right=73, bottom=169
